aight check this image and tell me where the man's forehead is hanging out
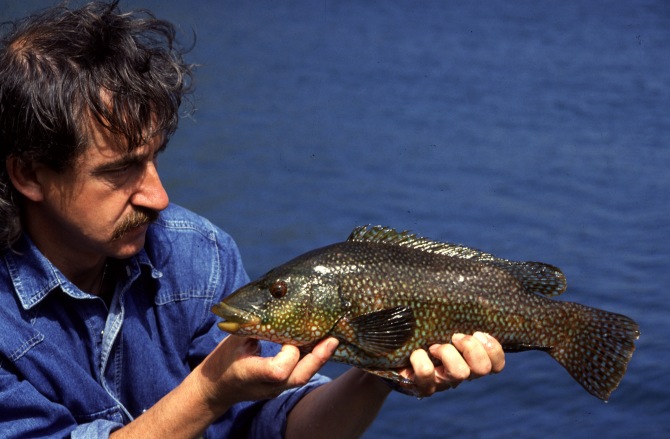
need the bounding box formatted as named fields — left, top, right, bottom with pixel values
left=83, top=117, right=166, bottom=159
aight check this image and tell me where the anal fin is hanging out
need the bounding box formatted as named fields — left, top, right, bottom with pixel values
left=363, top=369, right=421, bottom=396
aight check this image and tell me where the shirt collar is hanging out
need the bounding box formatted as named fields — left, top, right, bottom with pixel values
left=4, top=233, right=158, bottom=311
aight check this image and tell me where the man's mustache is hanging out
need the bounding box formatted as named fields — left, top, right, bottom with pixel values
left=111, top=208, right=159, bottom=241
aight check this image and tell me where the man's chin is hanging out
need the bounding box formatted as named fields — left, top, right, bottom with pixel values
left=109, top=225, right=149, bottom=258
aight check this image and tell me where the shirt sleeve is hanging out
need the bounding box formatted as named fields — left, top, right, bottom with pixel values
left=242, top=351, right=332, bottom=437
left=205, top=341, right=332, bottom=438
left=70, top=420, right=124, bottom=439
left=0, top=368, right=123, bottom=438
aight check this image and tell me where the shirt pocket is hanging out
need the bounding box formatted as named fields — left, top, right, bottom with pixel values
left=0, top=324, right=43, bottom=364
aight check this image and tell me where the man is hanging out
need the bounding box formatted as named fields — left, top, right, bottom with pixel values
left=0, top=1, right=505, bottom=437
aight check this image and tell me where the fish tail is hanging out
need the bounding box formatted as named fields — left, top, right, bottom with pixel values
left=549, top=303, right=639, bottom=401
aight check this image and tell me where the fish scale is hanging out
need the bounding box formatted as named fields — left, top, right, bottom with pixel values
left=212, top=225, right=639, bottom=401
left=337, top=253, right=556, bottom=365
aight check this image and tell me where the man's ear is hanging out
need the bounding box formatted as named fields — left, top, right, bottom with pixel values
left=6, top=156, right=45, bottom=202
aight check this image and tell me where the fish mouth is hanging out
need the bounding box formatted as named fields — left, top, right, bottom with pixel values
left=211, top=302, right=261, bottom=333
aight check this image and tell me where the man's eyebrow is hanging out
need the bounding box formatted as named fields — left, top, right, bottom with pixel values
left=91, top=136, right=168, bottom=175
left=91, top=153, right=144, bottom=175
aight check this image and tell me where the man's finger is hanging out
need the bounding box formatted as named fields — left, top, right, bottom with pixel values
left=283, top=337, right=338, bottom=388
left=266, top=344, right=302, bottom=383
left=409, top=349, right=436, bottom=395
left=429, top=341, right=470, bottom=382
left=474, top=332, right=505, bottom=373
left=454, top=333, right=492, bottom=377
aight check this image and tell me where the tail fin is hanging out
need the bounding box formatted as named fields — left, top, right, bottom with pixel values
left=549, top=302, right=639, bottom=401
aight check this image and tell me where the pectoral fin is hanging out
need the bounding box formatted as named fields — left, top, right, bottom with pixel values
left=334, top=306, right=416, bottom=356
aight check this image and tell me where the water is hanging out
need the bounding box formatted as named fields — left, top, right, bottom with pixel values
left=3, top=0, right=669, bottom=437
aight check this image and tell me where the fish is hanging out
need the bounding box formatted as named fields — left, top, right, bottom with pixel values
left=211, top=225, right=640, bottom=401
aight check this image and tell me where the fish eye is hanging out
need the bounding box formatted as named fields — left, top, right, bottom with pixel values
left=269, top=280, right=288, bottom=298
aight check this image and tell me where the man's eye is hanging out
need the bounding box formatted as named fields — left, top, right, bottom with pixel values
left=107, top=165, right=131, bottom=174
left=97, top=163, right=138, bottom=185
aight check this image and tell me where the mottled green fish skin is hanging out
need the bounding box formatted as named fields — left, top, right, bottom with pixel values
left=212, top=226, right=640, bottom=401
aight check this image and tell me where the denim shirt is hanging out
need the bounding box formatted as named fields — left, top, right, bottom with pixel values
left=0, top=204, right=329, bottom=438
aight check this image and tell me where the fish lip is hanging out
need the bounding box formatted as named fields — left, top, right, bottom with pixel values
left=211, top=302, right=261, bottom=333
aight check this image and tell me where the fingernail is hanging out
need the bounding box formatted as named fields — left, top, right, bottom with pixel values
left=474, top=332, right=492, bottom=348
left=327, top=337, right=339, bottom=353
left=451, top=333, right=465, bottom=342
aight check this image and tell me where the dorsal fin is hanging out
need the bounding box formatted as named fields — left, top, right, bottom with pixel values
left=348, top=225, right=567, bottom=297
left=348, top=225, right=499, bottom=259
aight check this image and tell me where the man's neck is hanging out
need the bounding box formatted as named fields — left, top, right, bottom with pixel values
left=63, top=257, right=109, bottom=296
left=23, top=203, right=109, bottom=295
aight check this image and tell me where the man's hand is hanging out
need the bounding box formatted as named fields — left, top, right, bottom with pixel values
left=193, top=335, right=338, bottom=412
left=285, top=332, right=505, bottom=439
left=398, top=332, right=505, bottom=396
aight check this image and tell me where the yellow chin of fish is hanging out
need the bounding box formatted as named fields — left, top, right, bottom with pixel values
left=211, top=302, right=261, bottom=334
left=218, top=321, right=242, bottom=333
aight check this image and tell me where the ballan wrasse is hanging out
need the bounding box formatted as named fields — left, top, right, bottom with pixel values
left=212, top=225, right=639, bottom=400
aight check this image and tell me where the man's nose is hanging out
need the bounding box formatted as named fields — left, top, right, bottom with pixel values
left=132, top=161, right=169, bottom=211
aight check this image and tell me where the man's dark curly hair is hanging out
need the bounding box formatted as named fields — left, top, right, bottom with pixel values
left=0, top=0, right=194, bottom=249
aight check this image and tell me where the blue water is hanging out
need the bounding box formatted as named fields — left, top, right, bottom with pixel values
left=4, top=0, right=669, bottom=437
